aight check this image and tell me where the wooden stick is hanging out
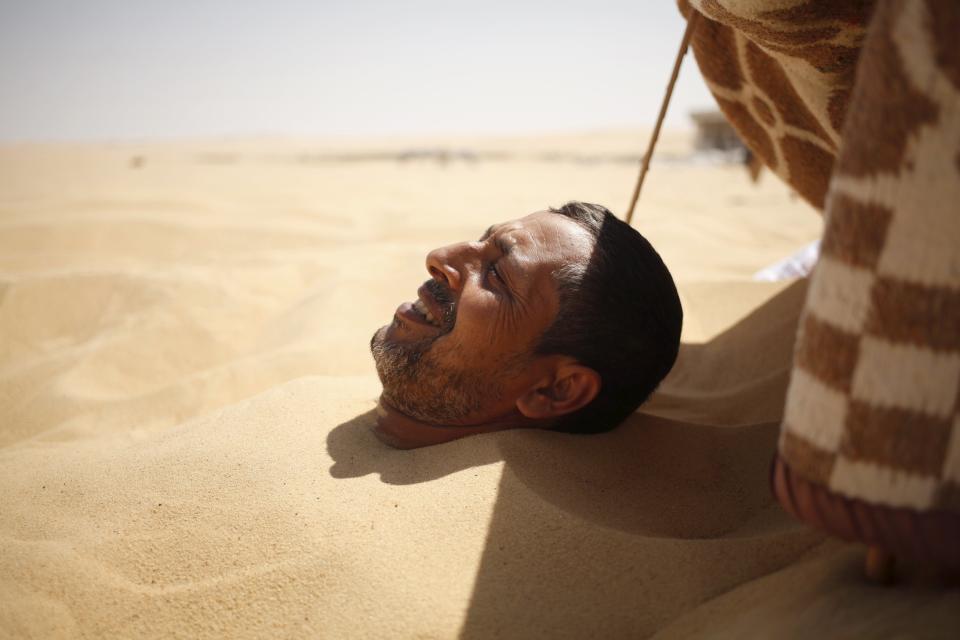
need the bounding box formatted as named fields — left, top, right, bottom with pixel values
left=625, top=11, right=700, bottom=225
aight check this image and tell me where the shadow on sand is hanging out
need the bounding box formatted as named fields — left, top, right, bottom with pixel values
left=326, top=409, right=503, bottom=485
left=458, top=279, right=819, bottom=637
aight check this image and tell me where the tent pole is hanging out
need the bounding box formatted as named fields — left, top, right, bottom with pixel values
left=625, top=11, right=700, bottom=225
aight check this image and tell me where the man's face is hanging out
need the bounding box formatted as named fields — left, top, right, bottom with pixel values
left=370, top=210, right=594, bottom=425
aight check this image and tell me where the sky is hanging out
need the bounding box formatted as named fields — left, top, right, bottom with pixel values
left=0, top=0, right=716, bottom=142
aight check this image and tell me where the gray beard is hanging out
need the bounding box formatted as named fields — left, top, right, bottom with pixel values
left=370, top=326, right=502, bottom=424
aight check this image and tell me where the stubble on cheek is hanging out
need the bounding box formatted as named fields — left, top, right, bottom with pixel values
left=369, top=328, right=506, bottom=424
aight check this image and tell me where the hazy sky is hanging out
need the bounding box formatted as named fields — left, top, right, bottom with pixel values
left=0, top=0, right=715, bottom=142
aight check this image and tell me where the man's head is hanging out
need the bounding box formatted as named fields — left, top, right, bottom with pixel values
left=370, top=201, right=682, bottom=435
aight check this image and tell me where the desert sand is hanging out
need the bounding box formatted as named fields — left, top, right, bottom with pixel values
left=1, top=131, right=957, bottom=638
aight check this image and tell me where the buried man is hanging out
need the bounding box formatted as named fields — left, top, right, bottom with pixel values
left=370, top=201, right=683, bottom=448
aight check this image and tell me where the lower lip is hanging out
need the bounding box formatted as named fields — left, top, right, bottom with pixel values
left=395, top=301, right=439, bottom=329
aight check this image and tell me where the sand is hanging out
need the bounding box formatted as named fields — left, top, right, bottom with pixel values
left=1, top=131, right=957, bottom=638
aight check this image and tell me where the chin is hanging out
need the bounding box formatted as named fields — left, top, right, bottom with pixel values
left=370, top=323, right=388, bottom=346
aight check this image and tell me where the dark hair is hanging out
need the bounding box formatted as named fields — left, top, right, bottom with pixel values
left=536, top=201, right=682, bottom=433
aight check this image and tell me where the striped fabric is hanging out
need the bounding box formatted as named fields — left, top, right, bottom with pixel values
left=779, top=0, right=960, bottom=513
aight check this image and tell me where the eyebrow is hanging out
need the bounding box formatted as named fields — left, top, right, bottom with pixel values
left=480, top=225, right=513, bottom=256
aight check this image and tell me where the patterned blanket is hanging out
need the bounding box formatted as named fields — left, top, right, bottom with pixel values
left=685, top=0, right=960, bottom=521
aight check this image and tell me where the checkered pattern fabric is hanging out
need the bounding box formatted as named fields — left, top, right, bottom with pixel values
left=779, top=1, right=960, bottom=513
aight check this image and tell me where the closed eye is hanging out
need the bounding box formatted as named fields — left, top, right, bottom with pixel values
left=486, top=261, right=510, bottom=296
left=478, top=227, right=513, bottom=294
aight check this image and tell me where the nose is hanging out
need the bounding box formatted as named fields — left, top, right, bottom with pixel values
left=426, top=242, right=477, bottom=291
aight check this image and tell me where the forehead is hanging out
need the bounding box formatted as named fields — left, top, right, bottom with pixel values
left=489, top=211, right=594, bottom=269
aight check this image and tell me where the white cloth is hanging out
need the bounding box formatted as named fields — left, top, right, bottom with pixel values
left=753, top=240, right=821, bottom=281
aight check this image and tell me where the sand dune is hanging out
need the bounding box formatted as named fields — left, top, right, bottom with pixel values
left=1, top=134, right=956, bottom=638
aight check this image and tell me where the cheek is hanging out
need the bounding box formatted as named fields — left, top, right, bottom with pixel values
left=435, top=293, right=506, bottom=361
left=456, top=292, right=503, bottom=337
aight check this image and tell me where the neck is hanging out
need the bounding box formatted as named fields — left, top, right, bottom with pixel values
left=373, top=396, right=530, bottom=449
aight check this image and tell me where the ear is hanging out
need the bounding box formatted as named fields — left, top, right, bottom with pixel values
left=515, top=362, right=601, bottom=421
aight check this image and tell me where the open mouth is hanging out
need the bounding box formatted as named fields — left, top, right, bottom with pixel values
left=394, top=281, right=454, bottom=333
left=419, top=281, right=456, bottom=329
left=410, top=297, right=442, bottom=327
